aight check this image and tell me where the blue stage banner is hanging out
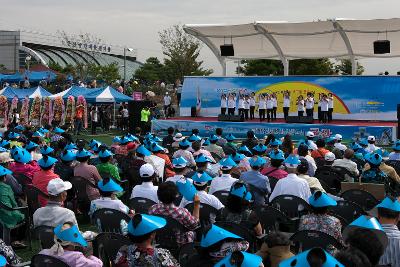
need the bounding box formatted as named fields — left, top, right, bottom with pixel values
left=180, top=76, right=400, bottom=121
left=152, top=119, right=396, bottom=145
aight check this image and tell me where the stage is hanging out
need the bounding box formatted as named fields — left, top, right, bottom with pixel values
left=152, top=117, right=397, bottom=145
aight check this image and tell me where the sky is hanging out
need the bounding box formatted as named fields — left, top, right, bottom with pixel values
left=1, top=0, right=400, bottom=75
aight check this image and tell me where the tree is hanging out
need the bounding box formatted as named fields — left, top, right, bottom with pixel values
left=159, top=24, right=213, bottom=83
left=240, top=59, right=283, bottom=76
left=335, top=59, right=364, bottom=75
left=134, top=57, right=165, bottom=82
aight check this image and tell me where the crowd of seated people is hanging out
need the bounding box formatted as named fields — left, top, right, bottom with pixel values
left=1, top=123, right=400, bottom=266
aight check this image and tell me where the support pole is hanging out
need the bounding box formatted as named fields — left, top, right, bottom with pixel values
left=221, top=59, right=227, bottom=76
left=351, top=56, right=357, bottom=76
left=283, top=59, right=289, bottom=76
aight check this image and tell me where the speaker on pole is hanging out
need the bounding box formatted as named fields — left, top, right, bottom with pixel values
left=220, top=44, right=234, bottom=57
left=374, top=40, right=391, bottom=54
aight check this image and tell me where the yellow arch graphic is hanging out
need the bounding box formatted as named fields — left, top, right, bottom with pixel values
left=255, top=81, right=350, bottom=114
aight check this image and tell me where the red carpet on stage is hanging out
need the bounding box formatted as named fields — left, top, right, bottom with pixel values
left=165, top=117, right=396, bottom=127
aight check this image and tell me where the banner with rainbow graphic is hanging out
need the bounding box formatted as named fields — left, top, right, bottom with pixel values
left=180, top=76, right=399, bottom=121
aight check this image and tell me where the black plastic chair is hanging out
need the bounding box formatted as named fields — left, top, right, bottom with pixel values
left=268, top=176, right=279, bottom=192
left=156, top=215, right=191, bottom=257
left=341, top=189, right=380, bottom=210
left=290, top=230, right=343, bottom=253
left=70, top=176, right=98, bottom=213
left=25, top=184, right=49, bottom=218
left=31, top=254, right=70, bottom=267
left=185, top=203, right=219, bottom=224
left=270, top=195, right=311, bottom=219
left=215, top=221, right=257, bottom=252
left=328, top=200, right=366, bottom=227
left=212, top=191, right=230, bottom=206
left=128, top=197, right=157, bottom=214
left=314, top=167, right=342, bottom=195
left=93, top=232, right=131, bottom=267
left=0, top=201, right=31, bottom=248
left=178, top=242, right=198, bottom=267
left=314, top=157, right=326, bottom=168
left=92, top=208, right=131, bottom=234
left=13, top=173, right=31, bottom=189
left=256, top=205, right=292, bottom=233
left=34, top=226, right=55, bottom=249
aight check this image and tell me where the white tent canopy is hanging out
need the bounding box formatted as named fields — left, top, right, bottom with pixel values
left=184, top=18, right=400, bottom=75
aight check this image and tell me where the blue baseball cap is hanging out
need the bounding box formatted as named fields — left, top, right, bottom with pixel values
left=60, top=150, right=76, bottom=162
left=219, top=157, right=237, bottom=170
left=209, top=134, right=219, bottom=142
left=176, top=178, right=197, bottom=201
left=0, top=165, right=12, bottom=176
left=8, top=132, right=20, bottom=139
left=284, top=155, right=301, bottom=168
left=269, top=150, right=285, bottom=161
left=65, top=142, right=77, bottom=150
left=308, top=191, right=337, bottom=208
left=38, top=156, right=58, bottom=168
left=365, top=152, right=382, bottom=165
left=225, top=134, right=236, bottom=142
left=188, top=134, right=201, bottom=142
left=136, top=145, right=151, bottom=156
left=200, top=224, right=242, bottom=247
left=0, top=140, right=9, bottom=148
left=179, top=139, right=191, bottom=148
left=238, top=145, right=253, bottom=156
left=53, top=127, right=65, bottom=134
left=32, top=131, right=44, bottom=138
left=392, top=140, right=400, bottom=151
left=192, top=172, right=213, bottom=185
left=253, top=144, right=267, bottom=153
left=40, top=145, right=54, bottom=155
left=11, top=147, right=31, bottom=163
left=54, top=224, right=87, bottom=247
left=249, top=156, right=266, bottom=168
left=76, top=149, right=92, bottom=158
left=230, top=182, right=252, bottom=201
left=15, top=125, right=25, bottom=131
left=98, top=178, right=123, bottom=192
left=215, top=252, right=262, bottom=267
left=172, top=156, right=188, bottom=168
left=25, top=141, right=39, bottom=151
left=269, top=139, right=282, bottom=146
left=343, top=215, right=388, bottom=248
left=98, top=149, right=114, bottom=158
left=195, top=153, right=212, bottom=163
left=231, top=153, right=245, bottom=162
left=376, top=197, right=400, bottom=212
left=150, top=142, right=165, bottom=152
left=279, top=247, right=344, bottom=267
left=128, top=214, right=166, bottom=236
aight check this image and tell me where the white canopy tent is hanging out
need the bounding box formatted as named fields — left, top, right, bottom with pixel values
left=184, top=18, right=400, bottom=75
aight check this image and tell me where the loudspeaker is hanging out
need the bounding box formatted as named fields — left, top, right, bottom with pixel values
left=220, top=44, right=234, bottom=57
left=218, top=114, right=244, bottom=122
left=286, top=116, right=314, bottom=124
left=397, top=104, right=400, bottom=139
left=374, top=40, right=390, bottom=54
left=128, top=100, right=151, bottom=132
left=191, top=106, right=197, bottom=117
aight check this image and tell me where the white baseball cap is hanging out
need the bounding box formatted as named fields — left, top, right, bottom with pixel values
left=324, top=152, right=336, bottom=162
left=334, top=134, right=342, bottom=140
left=140, top=163, right=155, bottom=177
left=368, top=136, right=376, bottom=141
left=47, top=178, right=72, bottom=196
left=306, top=131, right=315, bottom=138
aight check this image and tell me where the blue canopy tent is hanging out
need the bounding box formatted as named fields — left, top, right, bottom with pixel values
left=0, top=71, right=56, bottom=82
left=0, top=87, right=19, bottom=100
left=0, top=86, right=52, bottom=100
left=50, top=86, right=102, bottom=100
left=84, top=86, right=133, bottom=103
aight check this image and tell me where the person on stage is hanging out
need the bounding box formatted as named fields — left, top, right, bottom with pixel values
left=227, top=93, right=236, bottom=115
left=320, top=94, right=329, bottom=123
left=249, top=93, right=256, bottom=120
left=271, top=93, right=278, bottom=121
left=327, top=93, right=334, bottom=122
left=297, top=95, right=305, bottom=116
left=317, top=94, right=322, bottom=122
left=238, top=94, right=245, bottom=117
left=220, top=93, right=228, bottom=115
left=266, top=94, right=274, bottom=122
left=283, top=91, right=290, bottom=120
left=258, top=94, right=266, bottom=122
left=305, top=92, right=314, bottom=118
left=243, top=95, right=250, bottom=121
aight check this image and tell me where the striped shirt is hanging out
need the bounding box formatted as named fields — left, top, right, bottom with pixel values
left=379, top=224, right=400, bottom=267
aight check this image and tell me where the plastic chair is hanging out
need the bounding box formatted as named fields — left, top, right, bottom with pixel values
left=93, top=232, right=131, bottom=267
left=178, top=242, right=198, bottom=267
left=92, top=208, right=131, bottom=234
left=156, top=215, right=191, bottom=257
left=128, top=197, right=157, bottom=214
left=341, top=189, right=380, bottom=210
left=215, top=221, right=257, bottom=252
left=25, top=184, right=48, bottom=218
left=185, top=203, right=219, bottom=225
left=314, top=167, right=342, bottom=195
left=328, top=200, right=366, bottom=227
left=290, top=230, right=343, bottom=253
left=0, top=201, right=31, bottom=248
left=268, top=176, right=279, bottom=192
left=13, top=173, right=31, bottom=189
left=31, top=254, right=70, bottom=267
left=70, top=176, right=97, bottom=213
left=255, top=205, right=292, bottom=233
left=34, top=226, right=55, bottom=249
left=212, top=191, right=230, bottom=206
left=270, top=195, right=311, bottom=219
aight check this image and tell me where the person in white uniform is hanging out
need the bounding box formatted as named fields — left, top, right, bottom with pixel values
left=327, top=93, right=334, bottom=122
left=320, top=94, right=329, bottom=123
left=305, top=93, right=315, bottom=118
left=283, top=91, right=291, bottom=120
left=220, top=94, right=228, bottom=115
left=243, top=95, right=250, bottom=120
left=297, top=95, right=305, bottom=117
left=238, top=95, right=245, bottom=117
left=130, top=164, right=159, bottom=203
left=209, top=157, right=238, bottom=195
left=163, top=92, right=172, bottom=118
left=249, top=92, right=256, bottom=120
left=266, top=94, right=274, bottom=122
left=227, top=93, right=236, bottom=116
left=269, top=155, right=312, bottom=203
left=271, top=93, right=278, bottom=121
left=258, top=94, right=266, bottom=122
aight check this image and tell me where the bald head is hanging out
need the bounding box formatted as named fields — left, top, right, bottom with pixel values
left=344, top=149, right=354, bottom=159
